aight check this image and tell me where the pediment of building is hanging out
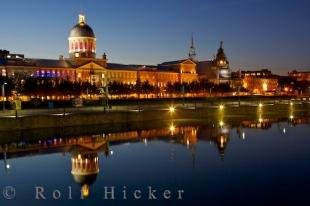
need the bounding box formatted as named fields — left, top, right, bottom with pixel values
left=77, top=61, right=106, bottom=70
left=180, top=59, right=196, bottom=65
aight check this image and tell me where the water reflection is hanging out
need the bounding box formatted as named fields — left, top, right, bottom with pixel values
left=69, top=137, right=109, bottom=198
left=0, top=116, right=309, bottom=200
left=71, top=151, right=100, bottom=198
left=1, top=117, right=309, bottom=161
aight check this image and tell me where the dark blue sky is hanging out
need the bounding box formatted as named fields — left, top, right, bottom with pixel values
left=0, top=0, right=309, bottom=74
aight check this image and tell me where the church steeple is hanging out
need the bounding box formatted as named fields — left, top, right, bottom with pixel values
left=215, top=40, right=228, bottom=66
left=188, top=33, right=196, bottom=60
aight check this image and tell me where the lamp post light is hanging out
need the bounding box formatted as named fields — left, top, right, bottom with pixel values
left=3, top=151, right=10, bottom=174
left=105, top=85, right=109, bottom=109
left=2, top=82, right=7, bottom=111
left=169, top=105, right=175, bottom=113
left=238, top=85, right=241, bottom=107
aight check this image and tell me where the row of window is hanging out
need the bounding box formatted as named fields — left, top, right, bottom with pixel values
left=107, top=72, right=136, bottom=78
left=69, top=40, right=95, bottom=52
left=35, top=70, right=74, bottom=78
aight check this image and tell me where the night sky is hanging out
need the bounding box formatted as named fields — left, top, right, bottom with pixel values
left=0, top=0, right=309, bottom=74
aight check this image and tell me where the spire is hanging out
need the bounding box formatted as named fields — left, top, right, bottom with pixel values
left=78, top=14, right=86, bottom=24
left=216, top=40, right=227, bottom=61
left=191, top=33, right=194, bottom=48
left=188, top=33, right=196, bottom=60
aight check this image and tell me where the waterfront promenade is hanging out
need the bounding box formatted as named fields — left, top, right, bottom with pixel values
left=0, top=97, right=309, bottom=131
left=1, top=97, right=309, bottom=118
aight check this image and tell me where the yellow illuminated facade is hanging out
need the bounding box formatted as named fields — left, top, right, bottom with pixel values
left=241, top=70, right=278, bottom=94
left=0, top=14, right=198, bottom=89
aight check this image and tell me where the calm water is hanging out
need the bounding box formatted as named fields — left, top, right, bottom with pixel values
left=1, top=117, right=310, bottom=206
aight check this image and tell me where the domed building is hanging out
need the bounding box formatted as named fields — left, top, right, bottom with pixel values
left=68, top=14, right=96, bottom=59
left=1, top=13, right=202, bottom=97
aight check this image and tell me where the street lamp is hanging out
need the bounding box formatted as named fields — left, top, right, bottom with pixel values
left=2, top=82, right=7, bottom=111
left=169, top=105, right=175, bottom=113
left=169, top=123, right=176, bottom=135
left=219, top=120, right=224, bottom=127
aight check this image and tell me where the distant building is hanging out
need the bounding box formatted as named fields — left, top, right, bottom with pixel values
left=240, top=69, right=278, bottom=94
left=197, top=41, right=231, bottom=84
left=288, top=70, right=310, bottom=81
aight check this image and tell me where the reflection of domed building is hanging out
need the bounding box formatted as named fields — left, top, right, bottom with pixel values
left=69, top=14, right=96, bottom=59
left=71, top=151, right=99, bottom=198
left=198, top=125, right=230, bottom=159
left=215, top=135, right=229, bottom=159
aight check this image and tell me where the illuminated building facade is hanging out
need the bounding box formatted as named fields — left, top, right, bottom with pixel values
left=288, top=70, right=310, bottom=82
left=197, top=41, right=231, bottom=84
left=240, top=69, right=278, bottom=94
left=0, top=14, right=199, bottom=89
left=0, top=14, right=237, bottom=93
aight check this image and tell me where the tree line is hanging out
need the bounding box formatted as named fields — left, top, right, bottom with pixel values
left=1, top=76, right=238, bottom=97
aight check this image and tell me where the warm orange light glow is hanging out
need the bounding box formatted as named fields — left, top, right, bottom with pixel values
left=81, top=184, right=90, bottom=198
left=169, top=124, right=175, bottom=133
left=169, top=106, right=175, bottom=113
left=262, top=82, right=268, bottom=91
left=219, top=121, right=224, bottom=127
left=220, top=136, right=225, bottom=148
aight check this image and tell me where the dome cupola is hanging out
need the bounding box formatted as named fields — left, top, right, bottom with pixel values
left=68, top=14, right=96, bottom=59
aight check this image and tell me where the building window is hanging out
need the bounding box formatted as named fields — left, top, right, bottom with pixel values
left=80, top=41, right=83, bottom=51
left=84, top=41, right=87, bottom=51
left=89, top=41, right=92, bottom=51
left=1, top=69, right=6, bottom=76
